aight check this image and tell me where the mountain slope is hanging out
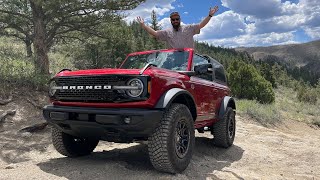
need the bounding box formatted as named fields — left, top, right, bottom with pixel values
left=236, top=40, right=320, bottom=84
left=236, top=40, right=320, bottom=66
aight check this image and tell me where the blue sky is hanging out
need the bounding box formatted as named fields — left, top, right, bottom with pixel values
left=124, top=0, right=320, bottom=47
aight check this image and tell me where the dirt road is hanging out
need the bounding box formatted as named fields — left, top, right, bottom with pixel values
left=0, top=100, right=320, bottom=180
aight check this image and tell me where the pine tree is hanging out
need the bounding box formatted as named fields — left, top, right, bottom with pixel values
left=0, top=0, right=145, bottom=74
left=149, top=10, right=165, bottom=50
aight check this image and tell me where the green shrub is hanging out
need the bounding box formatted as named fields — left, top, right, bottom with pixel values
left=228, top=60, right=275, bottom=104
left=316, top=79, right=320, bottom=99
left=297, top=86, right=318, bottom=105
left=257, top=62, right=277, bottom=88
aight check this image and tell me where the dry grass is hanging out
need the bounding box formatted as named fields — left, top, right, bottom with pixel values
left=275, top=86, right=320, bottom=124
left=237, top=86, right=320, bottom=127
left=237, top=99, right=282, bottom=126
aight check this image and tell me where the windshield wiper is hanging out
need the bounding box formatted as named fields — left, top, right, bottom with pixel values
left=139, top=63, right=157, bottom=75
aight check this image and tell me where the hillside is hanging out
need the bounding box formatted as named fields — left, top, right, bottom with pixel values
left=236, top=40, right=320, bottom=84
left=236, top=40, right=320, bottom=66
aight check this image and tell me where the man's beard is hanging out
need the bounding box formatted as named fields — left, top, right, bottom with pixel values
left=172, top=23, right=180, bottom=31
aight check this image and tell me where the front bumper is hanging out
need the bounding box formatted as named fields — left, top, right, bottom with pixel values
left=43, top=105, right=163, bottom=142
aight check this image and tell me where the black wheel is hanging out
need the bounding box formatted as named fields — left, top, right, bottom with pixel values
left=148, top=103, right=195, bottom=173
left=52, top=127, right=99, bottom=157
left=212, top=107, right=236, bottom=148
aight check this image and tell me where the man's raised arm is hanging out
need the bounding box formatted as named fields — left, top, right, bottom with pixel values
left=199, top=6, right=219, bottom=29
left=137, top=16, right=158, bottom=38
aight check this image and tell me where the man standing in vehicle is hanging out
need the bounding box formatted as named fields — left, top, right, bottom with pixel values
left=137, top=6, right=219, bottom=49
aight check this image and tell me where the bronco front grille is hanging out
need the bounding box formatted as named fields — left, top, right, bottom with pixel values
left=53, top=75, right=147, bottom=102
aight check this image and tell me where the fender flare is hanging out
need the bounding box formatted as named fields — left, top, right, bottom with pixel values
left=218, top=96, right=236, bottom=120
left=155, top=88, right=197, bottom=120
left=155, top=88, right=195, bottom=109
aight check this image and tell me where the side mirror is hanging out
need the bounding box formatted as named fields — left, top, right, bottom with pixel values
left=194, top=63, right=212, bottom=75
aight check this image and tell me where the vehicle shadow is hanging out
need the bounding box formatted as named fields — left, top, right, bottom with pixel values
left=37, top=136, right=244, bottom=180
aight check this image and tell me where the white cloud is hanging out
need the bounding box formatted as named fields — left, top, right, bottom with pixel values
left=158, top=18, right=172, bottom=29
left=219, top=0, right=320, bottom=43
left=221, top=0, right=283, bottom=18
left=304, top=27, right=320, bottom=39
left=298, top=0, right=320, bottom=39
left=282, top=1, right=300, bottom=15
left=300, top=0, right=320, bottom=14
left=198, top=11, right=247, bottom=40
left=201, top=32, right=297, bottom=48
left=251, top=14, right=305, bottom=34
left=123, top=0, right=176, bottom=23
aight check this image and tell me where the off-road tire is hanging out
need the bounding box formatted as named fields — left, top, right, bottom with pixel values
left=52, top=127, right=99, bottom=157
left=148, top=103, right=195, bottom=174
left=212, top=107, right=236, bottom=148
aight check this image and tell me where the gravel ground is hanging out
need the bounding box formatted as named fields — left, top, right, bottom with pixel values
left=0, top=100, right=319, bottom=180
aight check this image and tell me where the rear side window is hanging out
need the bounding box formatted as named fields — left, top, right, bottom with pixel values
left=215, top=66, right=227, bottom=83
left=212, top=60, right=227, bottom=83
left=192, top=54, right=208, bottom=68
left=192, top=54, right=213, bottom=81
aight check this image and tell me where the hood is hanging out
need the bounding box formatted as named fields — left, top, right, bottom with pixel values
left=56, top=67, right=188, bottom=79
left=56, top=68, right=142, bottom=77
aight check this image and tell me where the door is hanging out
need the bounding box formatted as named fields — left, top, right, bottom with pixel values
left=189, top=54, right=216, bottom=122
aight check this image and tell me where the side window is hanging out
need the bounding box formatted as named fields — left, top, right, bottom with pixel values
left=215, top=67, right=227, bottom=83
left=212, top=60, right=227, bottom=83
left=192, top=55, right=208, bottom=68
left=192, top=54, right=213, bottom=81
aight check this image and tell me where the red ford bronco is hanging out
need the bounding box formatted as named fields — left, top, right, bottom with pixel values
left=43, top=48, right=236, bottom=173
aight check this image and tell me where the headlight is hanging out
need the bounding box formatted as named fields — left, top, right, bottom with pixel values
left=126, top=78, right=144, bottom=97
left=49, top=80, right=57, bottom=97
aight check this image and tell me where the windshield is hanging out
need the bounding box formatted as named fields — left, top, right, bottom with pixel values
left=120, top=51, right=190, bottom=71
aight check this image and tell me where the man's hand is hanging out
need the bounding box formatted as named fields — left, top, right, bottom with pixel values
left=137, top=16, right=145, bottom=25
left=209, top=6, right=219, bottom=16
